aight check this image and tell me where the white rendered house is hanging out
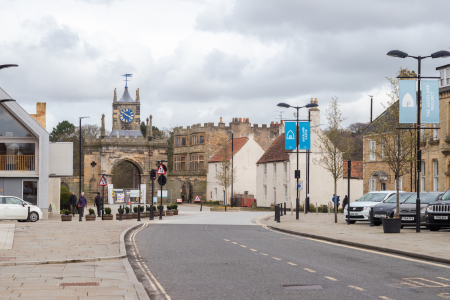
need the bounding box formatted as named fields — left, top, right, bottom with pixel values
left=207, top=134, right=264, bottom=203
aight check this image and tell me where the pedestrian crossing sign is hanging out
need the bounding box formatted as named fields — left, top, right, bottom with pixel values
left=98, top=176, right=107, bottom=186
left=156, top=164, right=166, bottom=175
left=194, top=196, right=201, bottom=202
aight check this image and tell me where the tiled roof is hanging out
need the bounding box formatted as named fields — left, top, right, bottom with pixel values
left=343, top=160, right=363, bottom=179
left=209, top=137, right=249, bottom=163
left=118, top=87, right=134, bottom=102
left=257, top=135, right=290, bottom=164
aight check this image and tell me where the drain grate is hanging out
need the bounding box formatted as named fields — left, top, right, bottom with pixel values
left=282, top=285, right=324, bottom=290
left=59, top=282, right=100, bottom=287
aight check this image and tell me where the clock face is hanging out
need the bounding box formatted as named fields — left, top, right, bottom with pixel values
left=120, top=108, right=134, bottom=123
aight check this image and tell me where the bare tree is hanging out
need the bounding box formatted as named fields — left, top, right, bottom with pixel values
left=369, top=69, right=417, bottom=217
left=214, top=137, right=236, bottom=206
left=314, top=97, right=354, bottom=223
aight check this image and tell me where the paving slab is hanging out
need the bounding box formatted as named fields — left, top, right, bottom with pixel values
left=264, top=212, right=450, bottom=263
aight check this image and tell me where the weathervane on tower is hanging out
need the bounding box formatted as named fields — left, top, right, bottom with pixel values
left=122, top=74, right=133, bottom=88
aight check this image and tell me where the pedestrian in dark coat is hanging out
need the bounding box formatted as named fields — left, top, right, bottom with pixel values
left=77, top=192, right=87, bottom=220
left=69, top=192, right=77, bottom=215
left=342, top=195, right=349, bottom=210
left=94, top=192, right=103, bottom=217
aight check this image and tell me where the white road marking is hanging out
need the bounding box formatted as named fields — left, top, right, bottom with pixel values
left=232, top=242, right=238, bottom=244
left=223, top=239, right=230, bottom=241
left=348, top=285, right=366, bottom=292
left=324, top=276, right=338, bottom=281
left=303, top=268, right=316, bottom=273
left=260, top=253, right=268, bottom=256
left=240, top=245, right=247, bottom=248
left=287, top=262, right=297, bottom=266
left=272, top=257, right=281, bottom=261
left=379, top=296, right=393, bottom=300
left=250, top=249, right=257, bottom=252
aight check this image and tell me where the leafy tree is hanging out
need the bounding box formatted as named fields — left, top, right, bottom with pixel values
left=50, top=121, right=75, bottom=142
left=60, top=185, right=71, bottom=206
left=314, top=97, right=354, bottom=223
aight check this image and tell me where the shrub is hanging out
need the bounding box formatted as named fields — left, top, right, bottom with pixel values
left=60, top=185, right=71, bottom=205
left=117, top=207, right=124, bottom=214
left=62, top=209, right=70, bottom=215
left=125, top=206, right=130, bottom=213
left=167, top=204, right=172, bottom=211
left=105, top=207, right=112, bottom=215
left=88, top=208, right=95, bottom=215
left=157, top=205, right=164, bottom=211
left=172, top=204, right=178, bottom=210
left=309, top=204, right=316, bottom=212
left=133, top=206, right=138, bottom=213
left=146, top=205, right=150, bottom=212
left=140, top=206, right=144, bottom=212
left=338, top=208, right=343, bottom=214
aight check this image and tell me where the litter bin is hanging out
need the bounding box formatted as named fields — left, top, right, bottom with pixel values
left=323, top=205, right=328, bottom=213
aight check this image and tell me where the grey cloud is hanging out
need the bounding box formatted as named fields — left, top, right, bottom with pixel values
left=203, top=49, right=249, bottom=81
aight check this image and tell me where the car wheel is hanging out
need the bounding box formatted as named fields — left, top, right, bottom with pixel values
left=17, top=220, right=26, bottom=222
left=348, top=221, right=356, bottom=224
left=374, top=221, right=382, bottom=226
left=428, top=226, right=440, bottom=231
left=29, top=212, right=39, bottom=222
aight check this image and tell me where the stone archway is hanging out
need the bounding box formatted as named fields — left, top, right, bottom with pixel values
left=181, top=181, right=193, bottom=203
left=110, top=159, right=142, bottom=189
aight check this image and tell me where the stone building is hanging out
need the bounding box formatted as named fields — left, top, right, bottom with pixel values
left=80, top=85, right=168, bottom=204
left=362, top=66, right=450, bottom=194
left=168, top=118, right=282, bottom=202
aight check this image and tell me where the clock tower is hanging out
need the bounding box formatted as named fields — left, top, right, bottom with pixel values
left=110, top=86, right=142, bottom=138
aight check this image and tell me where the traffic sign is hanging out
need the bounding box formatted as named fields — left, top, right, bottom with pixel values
left=98, top=176, right=107, bottom=186
left=156, top=164, right=166, bottom=175
left=177, top=199, right=182, bottom=203
left=298, top=180, right=303, bottom=191
left=194, top=195, right=201, bottom=202
left=158, top=175, right=167, bottom=186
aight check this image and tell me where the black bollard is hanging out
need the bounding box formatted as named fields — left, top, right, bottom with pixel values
left=200, top=201, right=202, bottom=211
left=27, top=206, right=31, bottom=222
left=277, top=205, right=280, bottom=223
left=370, top=207, right=374, bottom=227
left=137, top=205, right=141, bottom=221
left=274, top=204, right=278, bottom=222
left=284, top=203, right=287, bottom=215
left=119, top=205, right=122, bottom=221
left=279, top=203, right=282, bottom=217
left=150, top=206, right=154, bottom=220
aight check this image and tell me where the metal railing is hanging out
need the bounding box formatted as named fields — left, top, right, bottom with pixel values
left=0, top=155, right=38, bottom=172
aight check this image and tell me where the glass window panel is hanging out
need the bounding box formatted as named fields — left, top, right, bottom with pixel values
left=23, top=181, right=38, bottom=205
left=0, top=143, right=35, bottom=156
left=0, top=105, right=33, bottom=137
left=6, top=197, right=23, bottom=205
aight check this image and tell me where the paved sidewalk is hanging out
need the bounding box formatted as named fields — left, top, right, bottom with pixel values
left=0, top=224, right=14, bottom=250
left=264, top=212, right=450, bottom=264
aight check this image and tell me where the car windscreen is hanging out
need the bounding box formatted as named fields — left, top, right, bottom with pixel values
left=405, top=193, right=441, bottom=204
left=384, top=193, right=414, bottom=203
left=441, top=190, right=450, bottom=202
left=357, top=193, right=388, bottom=202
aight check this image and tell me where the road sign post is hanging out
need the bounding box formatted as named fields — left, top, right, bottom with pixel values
left=98, top=175, right=108, bottom=220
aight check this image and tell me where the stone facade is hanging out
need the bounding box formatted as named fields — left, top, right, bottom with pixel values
left=168, top=118, right=282, bottom=202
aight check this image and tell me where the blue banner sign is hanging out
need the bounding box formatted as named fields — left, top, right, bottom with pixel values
left=299, top=122, right=311, bottom=150
left=421, top=80, right=439, bottom=124
left=399, top=80, right=417, bottom=124
left=285, top=122, right=297, bottom=150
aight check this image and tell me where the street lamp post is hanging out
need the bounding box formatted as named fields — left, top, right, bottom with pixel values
left=79, top=117, right=90, bottom=216
left=368, top=95, right=373, bottom=123
left=387, top=49, right=450, bottom=233
left=277, top=102, right=319, bottom=220
left=228, top=130, right=234, bottom=207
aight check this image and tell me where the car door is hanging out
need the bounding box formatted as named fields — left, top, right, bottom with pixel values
left=4, top=197, right=27, bottom=219
left=0, top=198, right=6, bottom=219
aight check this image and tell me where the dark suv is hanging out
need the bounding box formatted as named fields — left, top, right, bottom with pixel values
left=425, top=189, right=450, bottom=231
left=400, top=192, right=443, bottom=227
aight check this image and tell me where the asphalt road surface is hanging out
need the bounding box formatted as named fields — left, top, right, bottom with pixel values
left=127, top=211, right=450, bottom=300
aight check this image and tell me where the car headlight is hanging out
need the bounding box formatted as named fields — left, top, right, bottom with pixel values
left=363, top=207, right=371, bottom=211
left=426, top=205, right=433, bottom=212
left=420, top=207, right=426, bottom=213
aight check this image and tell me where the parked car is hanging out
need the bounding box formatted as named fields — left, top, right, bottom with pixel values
left=344, top=191, right=398, bottom=225
left=373, top=192, right=415, bottom=224
left=0, top=196, right=42, bottom=222
left=400, top=192, right=443, bottom=228
left=425, top=189, right=450, bottom=231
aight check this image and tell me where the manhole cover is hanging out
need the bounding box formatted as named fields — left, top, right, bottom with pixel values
left=282, top=285, right=324, bottom=290
left=59, top=282, right=100, bottom=287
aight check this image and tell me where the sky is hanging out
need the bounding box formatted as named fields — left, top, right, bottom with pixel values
left=1, top=0, right=450, bottom=133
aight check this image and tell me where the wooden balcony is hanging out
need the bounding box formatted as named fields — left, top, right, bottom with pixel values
left=0, top=155, right=38, bottom=172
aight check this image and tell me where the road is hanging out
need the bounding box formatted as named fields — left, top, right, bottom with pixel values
left=127, top=210, right=450, bottom=300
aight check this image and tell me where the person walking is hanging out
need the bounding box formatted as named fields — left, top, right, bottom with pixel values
left=342, top=195, right=349, bottom=210
left=94, top=192, right=103, bottom=217
left=332, top=194, right=340, bottom=212
left=69, top=192, right=77, bottom=216
left=78, top=192, right=87, bottom=221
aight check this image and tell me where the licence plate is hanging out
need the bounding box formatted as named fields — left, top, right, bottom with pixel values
left=350, top=212, right=359, bottom=216
left=434, top=216, right=448, bottom=220
left=374, top=214, right=385, bottom=218
left=401, top=217, right=414, bottom=221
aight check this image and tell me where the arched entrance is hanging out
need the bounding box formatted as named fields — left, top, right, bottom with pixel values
left=111, top=160, right=142, bottom=189
left=181, top=181, right=193, bottom=203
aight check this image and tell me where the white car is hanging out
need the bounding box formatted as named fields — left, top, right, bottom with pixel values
left=0, top=196, right=43, bottom=222
left=344, top=191, right=400, bottom=225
